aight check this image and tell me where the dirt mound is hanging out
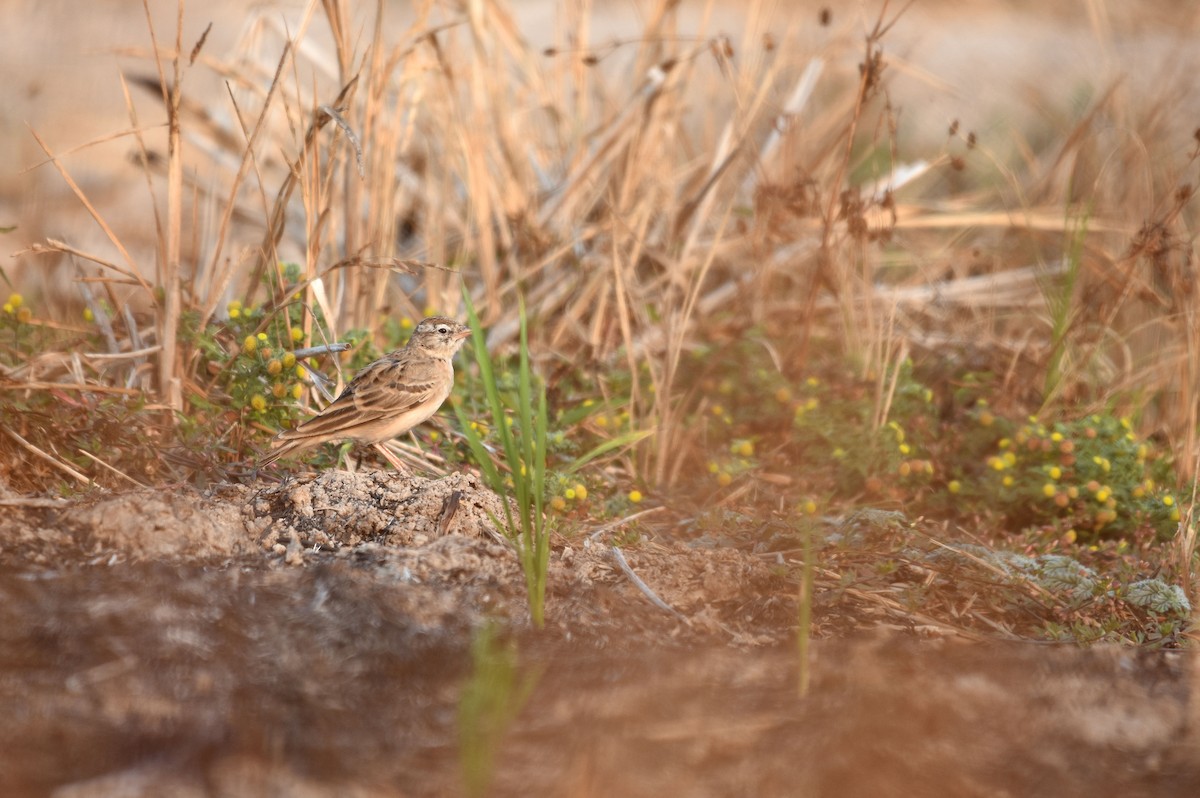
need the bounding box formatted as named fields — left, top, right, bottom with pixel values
left=246, top=470, right=511, bottom=551
left=0, top=485, right=254, bottom=564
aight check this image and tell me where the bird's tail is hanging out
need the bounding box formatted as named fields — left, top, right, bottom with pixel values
left=258, top=435, right=312, bottom=468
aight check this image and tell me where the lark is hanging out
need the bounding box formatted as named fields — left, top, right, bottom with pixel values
left=260, top=316, right=470, bottom=468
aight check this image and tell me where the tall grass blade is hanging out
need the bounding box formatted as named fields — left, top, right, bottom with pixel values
left=458, top=622, right=539, bottom=798
left=797, top=519, right=814, bottom=698
left=455, top=291, right=552, bottom=628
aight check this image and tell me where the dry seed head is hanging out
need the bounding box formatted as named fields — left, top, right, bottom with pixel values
left=189, top=22, right=211, bottom=65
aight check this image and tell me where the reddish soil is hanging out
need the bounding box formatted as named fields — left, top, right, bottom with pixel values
left=1, top=471, right=1198, bottom=797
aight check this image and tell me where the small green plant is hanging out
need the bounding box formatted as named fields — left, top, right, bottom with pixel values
left=796, top=514, right=815, bottom=697
left=978, top=413, right=1179, bottom=541
left=1041, top=203, right=1090, bottom=404
left=185, top=295, right=313, bottom=436
left=458, top=622, right=538, bottom=798
left=1, top=292, right=63, bottom=368
left=455, top=296, right=553, bottom=628
left=788, top=363, right=938, bottom=498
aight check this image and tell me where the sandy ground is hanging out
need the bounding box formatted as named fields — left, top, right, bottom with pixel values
left=1, top=470, right=1199, bottom=796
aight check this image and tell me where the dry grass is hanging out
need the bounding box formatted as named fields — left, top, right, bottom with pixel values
left=5, top=0, right=1200, bottom=499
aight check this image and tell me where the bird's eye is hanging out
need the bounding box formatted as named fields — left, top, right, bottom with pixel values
left=438, top=325, right=450, bottom=334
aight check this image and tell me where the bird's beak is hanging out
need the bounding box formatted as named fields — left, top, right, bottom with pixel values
left=454, top=328, right=472, bottom=341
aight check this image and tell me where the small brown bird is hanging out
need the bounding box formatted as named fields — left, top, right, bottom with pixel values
left=260, top=316, right=471, bottom=468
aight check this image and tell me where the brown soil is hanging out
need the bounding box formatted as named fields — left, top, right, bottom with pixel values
left=1, top=471, right=1199, bottom=797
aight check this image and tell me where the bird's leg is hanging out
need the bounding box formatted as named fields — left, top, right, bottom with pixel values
left=373, top=442, right=411, bottom=473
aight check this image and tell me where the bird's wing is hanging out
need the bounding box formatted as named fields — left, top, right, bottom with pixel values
left=348, top=355, right=439, bottom=414
left=276, top=353, right=439, bottom=441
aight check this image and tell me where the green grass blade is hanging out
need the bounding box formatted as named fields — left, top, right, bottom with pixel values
left=457, top=289, right=551, bottom=628
left=562, top=428, right=656, bottom=476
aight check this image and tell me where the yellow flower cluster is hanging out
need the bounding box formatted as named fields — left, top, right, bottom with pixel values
left=592, top=407, right=632, bottom=429
left=898, top=460, right=934, bottom=478
left=730, top=440, right=754, bottom=457
left=234, top=312, right=312, bottom=416
left=4, top=293, right=32, bottom=323
left=986, top=451, right=1017, bottom=471
left=792, top=397, right=820, bottom=423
